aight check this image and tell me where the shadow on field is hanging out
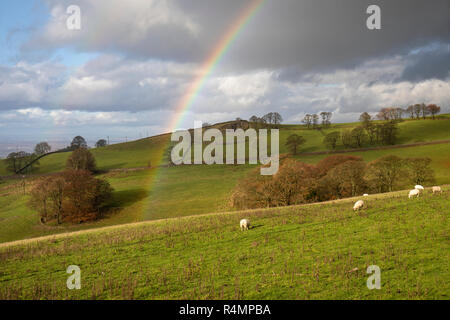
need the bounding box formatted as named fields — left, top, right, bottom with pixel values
left=105, top=188, right=148, bottom=208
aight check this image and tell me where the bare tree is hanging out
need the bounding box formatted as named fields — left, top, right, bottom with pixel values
left=426, top=104, right=441, bottom=120
left=302, top=114, right=312, bottom=129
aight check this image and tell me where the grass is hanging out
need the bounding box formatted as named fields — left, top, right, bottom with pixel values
left=0, top=165, right=256, bottom=243
left=1, top=116, right=449, bottom=175
left=0, top=116, right=448, bottom=246
left=0, top=141, right=449, bottom=243
left=0, top=188, right=448, bottom=299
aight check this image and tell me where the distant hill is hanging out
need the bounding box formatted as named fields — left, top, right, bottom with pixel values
left=1, top=115, right=449, bottom=175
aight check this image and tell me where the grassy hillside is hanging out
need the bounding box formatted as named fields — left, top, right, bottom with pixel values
left=0, top=116, right=448, bottom=244
left=1, top=116, right=449, bottom=175
left=0, top=165, right=255, bottom=243
left=1, top=188, right=448, bottom=299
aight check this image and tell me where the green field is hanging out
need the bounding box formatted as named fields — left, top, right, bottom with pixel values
left=0, top=116, right=449, bottom=300
left=0, top=116, right=449, bottom=244
left=0, top=165, right=255, bottom=243
left=1, top=189, right=448, bottom=299
left=1, top=117, right=449, bottom=175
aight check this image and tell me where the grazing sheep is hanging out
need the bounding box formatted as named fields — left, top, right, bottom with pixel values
left=432, top=186, right=442, bottom=194
left=240, top=219, right=250, bottom=231
left=353, top=200, right=364, bottom=211
left=363, top=193, right=369, bottom=196
left=408, top=189, right=420, bottom=199
left=415, top=185, right=424, bottom=191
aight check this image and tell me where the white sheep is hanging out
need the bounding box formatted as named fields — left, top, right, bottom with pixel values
left=353, top=200, right=364, bottom=211
left=363, top=193, right=369, bottom=196
left=432, top=186, right=442, bottom=194
left=414, top=185, right=424, bottom=191
left=240, top=219, right=250, bottom=231
left=408, top=189, right=420, bottom=199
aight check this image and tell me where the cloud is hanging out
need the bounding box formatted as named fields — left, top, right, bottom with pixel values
left=400, top=44, right=450, bottom=82
left=0, top=0, right=448, bottom=142
left=22, top=0, right=450, bottom=73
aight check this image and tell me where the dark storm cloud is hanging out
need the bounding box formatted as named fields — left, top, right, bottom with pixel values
left=26, top=0, right=450, bottom=74
left=400, top=45, right=450, bottom=82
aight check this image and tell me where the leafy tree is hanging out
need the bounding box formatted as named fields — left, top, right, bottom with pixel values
left=365, top=155, right=406, bottom=192
left=285, top=134, right=306, bottom=154
left=341, top=130, right=354, bottom=148
left=34, top=142, right=51, bottom=155
left=70, top=136, right=87, bottom=150
left=323, top=131, right=340, bottom=150
left=350, top=126, right=368, bottom=148
left=95, top=139, right=107, bottom=148
left=66, top=147, right=97, bottom=172
left=405, top=157, right=435, bottom=185
left=426, top=104, right=441, bottom=120
left=379, top=121, right=398, bottom=145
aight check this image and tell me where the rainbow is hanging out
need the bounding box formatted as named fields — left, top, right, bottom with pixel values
left=141, top=0, right=265, bottom=218
left=167, top=0, right=265, bottom=132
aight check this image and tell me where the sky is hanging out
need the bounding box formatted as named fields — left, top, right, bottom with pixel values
left=0, top=0, right=449, bottom=156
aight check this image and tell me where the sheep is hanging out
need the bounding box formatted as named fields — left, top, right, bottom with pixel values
left=408, top=189, right=420, bottom=199
left=353, top=200, right=364, bottom=211
left=240, top=219, right=250, bottom=231
left=432, top=186, right=442, bottom=194
left=414, top=185, right=424, bottom=191
left=363, top=193, right=369, bottom=196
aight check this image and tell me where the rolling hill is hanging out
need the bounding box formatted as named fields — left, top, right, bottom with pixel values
left=0, top=116, right=449, bottom=244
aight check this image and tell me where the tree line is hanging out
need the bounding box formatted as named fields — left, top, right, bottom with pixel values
left=302, top=112, right=333, bottom=129
left=381, top=104, right=441, bottom=121
left=249, top=112, right=283, bottom=128
left=4, top=135, right=109, bottom=174
left=231, top=154, right=435, bottom=209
